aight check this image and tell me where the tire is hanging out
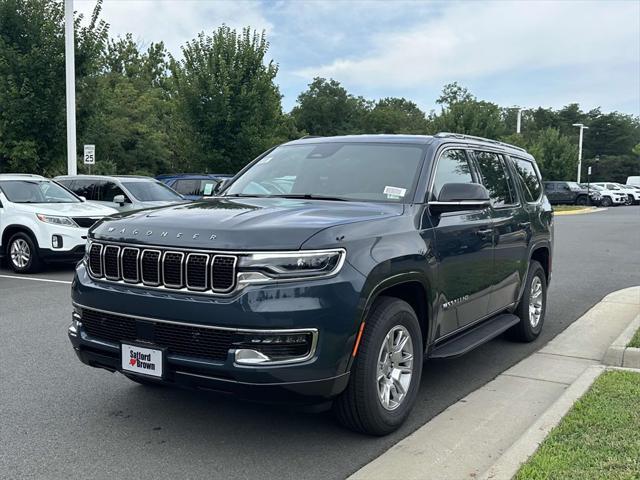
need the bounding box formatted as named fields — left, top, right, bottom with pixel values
left=509, top=260, right=547, bottom=342
left=333, top=297, right=423, bottom=436
left=575, top=195, right=588, bottom=206
left=7, top=232, right=42, bottom=273
left=600, top=196, right=612, bottom=207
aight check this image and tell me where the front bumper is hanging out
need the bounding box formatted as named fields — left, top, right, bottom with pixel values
left=69, top=261, right=365, bottom=402
left=39, top=245, right=85, bottom=263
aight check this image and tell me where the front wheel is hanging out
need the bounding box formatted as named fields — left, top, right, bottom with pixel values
left=509, top=260, right=547, bottom=342
left=333, top=297, right=423, bottom=436
left=7, top=232, right=42, bottom=273
left=601, top=196, right=613, bottom=207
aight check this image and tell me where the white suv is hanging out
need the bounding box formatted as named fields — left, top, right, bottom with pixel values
left=0, top=174, right=118, bottom=273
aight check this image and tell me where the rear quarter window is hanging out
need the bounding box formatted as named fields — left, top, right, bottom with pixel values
left=513, top=158, right=543, bottom=202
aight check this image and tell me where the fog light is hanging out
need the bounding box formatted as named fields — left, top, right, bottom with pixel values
left=52, top=235, right=63, bottom=249
left=233, top=330, right=316, bottom=365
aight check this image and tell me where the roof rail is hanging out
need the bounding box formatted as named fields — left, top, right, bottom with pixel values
left=435, top=132, right=527, bottom=153
left=0, top=173, right=46, bottom=178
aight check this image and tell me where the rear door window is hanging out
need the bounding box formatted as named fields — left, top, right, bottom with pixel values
left=67, top=179, right=98, bottom=200
left=474, top=151, right=516, bottom=207
left=511, top=157, right=543, bottom=202
left=94, top=181, right=128, bottom=202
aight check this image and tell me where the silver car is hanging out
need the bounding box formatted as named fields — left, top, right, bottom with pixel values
left=54, top=175, right=186, bottom=212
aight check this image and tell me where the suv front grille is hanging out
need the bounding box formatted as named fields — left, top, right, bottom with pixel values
left=72, top=217, right=101, bottom=228
left=88, top=242, right=237, bottom=294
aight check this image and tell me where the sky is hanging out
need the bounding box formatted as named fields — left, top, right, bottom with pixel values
left=75, top=0, right=640, bottom=115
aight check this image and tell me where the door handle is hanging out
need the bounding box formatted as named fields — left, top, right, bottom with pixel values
left=518, top=221, right=531, bottom=229
left=477, top=228, right=493, bottom=236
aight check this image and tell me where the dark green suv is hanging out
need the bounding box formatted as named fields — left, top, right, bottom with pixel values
left=68, top=133, right=553, bottom=435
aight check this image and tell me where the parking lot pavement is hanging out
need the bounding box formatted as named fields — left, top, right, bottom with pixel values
left=1, top=206, right=638, bottom=480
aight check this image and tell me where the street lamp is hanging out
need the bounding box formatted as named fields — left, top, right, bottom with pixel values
left=64, top=0, right=77, bottom=175
left=515, top=107, right=526, bottom=134
left=573, top=123, right=588, bottom=183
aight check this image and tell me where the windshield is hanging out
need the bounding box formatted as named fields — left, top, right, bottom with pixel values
left=0, top=180, right=80, bottom=203
left=225, top=143, right=426, bottom=202
left=566, top=182, right=583, bottom=190
left=121, top=181, right=183, bottom=202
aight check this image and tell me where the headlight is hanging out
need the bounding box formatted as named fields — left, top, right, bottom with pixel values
left=36, top=213, right=77, bottom=227
left=237, top=249, right=345, bottom=280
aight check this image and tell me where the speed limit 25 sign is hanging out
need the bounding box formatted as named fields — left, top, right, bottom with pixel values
left=83, top=144, right=95, bottom=165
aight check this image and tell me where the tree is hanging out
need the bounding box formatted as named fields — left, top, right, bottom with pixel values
left=79, top=35, right=173, bottom=175
left=169, top=26, right=290, bottom=173
left=291, top=78, right=370, bottom=136
left=0, top=0, right=107, bottom=175
left=430, top=83, right=505, bottom=138
left=364, top=97, right=429, bottom=134
left=525, top=128, right=578, bottom=180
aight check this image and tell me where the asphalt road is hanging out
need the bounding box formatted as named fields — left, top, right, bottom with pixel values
left=1, top=207, right=638, bottom=480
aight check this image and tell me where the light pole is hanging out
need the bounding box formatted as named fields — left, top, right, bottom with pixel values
left=573, top=123, right=588, bottom=183
left=64, top=0, right=77, bottom=175
left=515, top=107, right=524, bottom=134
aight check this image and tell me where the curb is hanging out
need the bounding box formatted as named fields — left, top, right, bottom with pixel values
left=478, top=365, right=605, bottom=480
left=553, top=207, right=606, bottom=216
left=603, top=314, right=640, bottom=369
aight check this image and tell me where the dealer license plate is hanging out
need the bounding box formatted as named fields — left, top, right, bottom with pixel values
left=121, top=343, right=163, bottom=378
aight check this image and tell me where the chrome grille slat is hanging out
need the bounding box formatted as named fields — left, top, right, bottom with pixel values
left=88, top=243, right=103, bottom=277
left=121, top=247, right=140, bottom=283
left=141, top=250, right=161, bottom=286
left=186, top=253, right=209, bottom=291
left=103, top=245, right=121, bottom=280
left=87, top=242, right=237, bottom=295
left=162, top=251, right=184, bottom=288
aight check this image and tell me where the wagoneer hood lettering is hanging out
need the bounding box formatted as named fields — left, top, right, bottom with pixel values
left=91, top=197, right=404, bottom=250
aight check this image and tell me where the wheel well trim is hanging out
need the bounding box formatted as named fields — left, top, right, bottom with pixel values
left=2, top=224, right=39, bottom=251
left=346, top=271, right=431, bottom=370
left=517, top=243, right=551, bottom=302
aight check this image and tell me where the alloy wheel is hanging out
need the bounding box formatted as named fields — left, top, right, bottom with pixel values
left=10, top=238, right=30, bottom=269
left=529, top=276, right=544, bottom=328
left=376, top=325, right=414, bottom=411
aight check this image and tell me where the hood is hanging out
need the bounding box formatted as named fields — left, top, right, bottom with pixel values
left=14, top=201, right=118, bottom=217
left=136, top=200, right=185, bottom=208
left=92, top=197, right=404, bottom=250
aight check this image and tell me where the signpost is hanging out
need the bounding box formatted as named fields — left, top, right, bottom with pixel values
left=84, top=144, right=95, bottom=174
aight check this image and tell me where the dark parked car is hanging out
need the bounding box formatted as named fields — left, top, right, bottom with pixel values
left=69, top=133, right=553, bottom=435
left=55, top=175, right=186, bottom=212
left=157, top=173, right=233, bottom=200
left=543, top=181, right=597, bottom=205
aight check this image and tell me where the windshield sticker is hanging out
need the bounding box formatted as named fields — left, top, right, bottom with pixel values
left=383, top=186, right=407, bottom=199
left=203, top=183, right=214, bottom=196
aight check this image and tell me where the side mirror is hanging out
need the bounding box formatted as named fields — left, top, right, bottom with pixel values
left=430, top=183, right=491, bottom=214
left=213, top=179, right=230, bottom=195
left=113, top=194, right=126, bottom=206
left=79, top=196, right=86, bottom=202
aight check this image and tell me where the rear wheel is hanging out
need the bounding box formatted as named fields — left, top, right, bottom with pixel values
left=7, top=232, right=42, bottom=273
left=601, top=196, right=613, bottom=207
left=509, top=260, right=546, bottom=342
left=334, top=297, right=423, bottom=436
left=575, top=195, right=588, bottom=206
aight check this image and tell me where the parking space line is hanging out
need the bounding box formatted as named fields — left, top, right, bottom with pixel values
left=0, top=274, right=72, bottom=285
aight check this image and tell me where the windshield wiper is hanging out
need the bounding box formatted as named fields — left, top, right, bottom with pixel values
left=270, top=194, right=349, bottom=202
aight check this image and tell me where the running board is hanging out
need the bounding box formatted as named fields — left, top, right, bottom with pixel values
left=428, top=313, right=520, bottom=359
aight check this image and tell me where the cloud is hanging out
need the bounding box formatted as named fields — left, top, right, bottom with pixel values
left=294, top=1, right=640, bottom=90
left=75, top=0, right=273, bottom=54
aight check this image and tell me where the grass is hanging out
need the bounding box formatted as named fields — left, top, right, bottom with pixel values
left=515, top=370, right=640, bottom=480
left=552, top=205, right=592, bottom=212
left=629, top=328, right=640, bottom=348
